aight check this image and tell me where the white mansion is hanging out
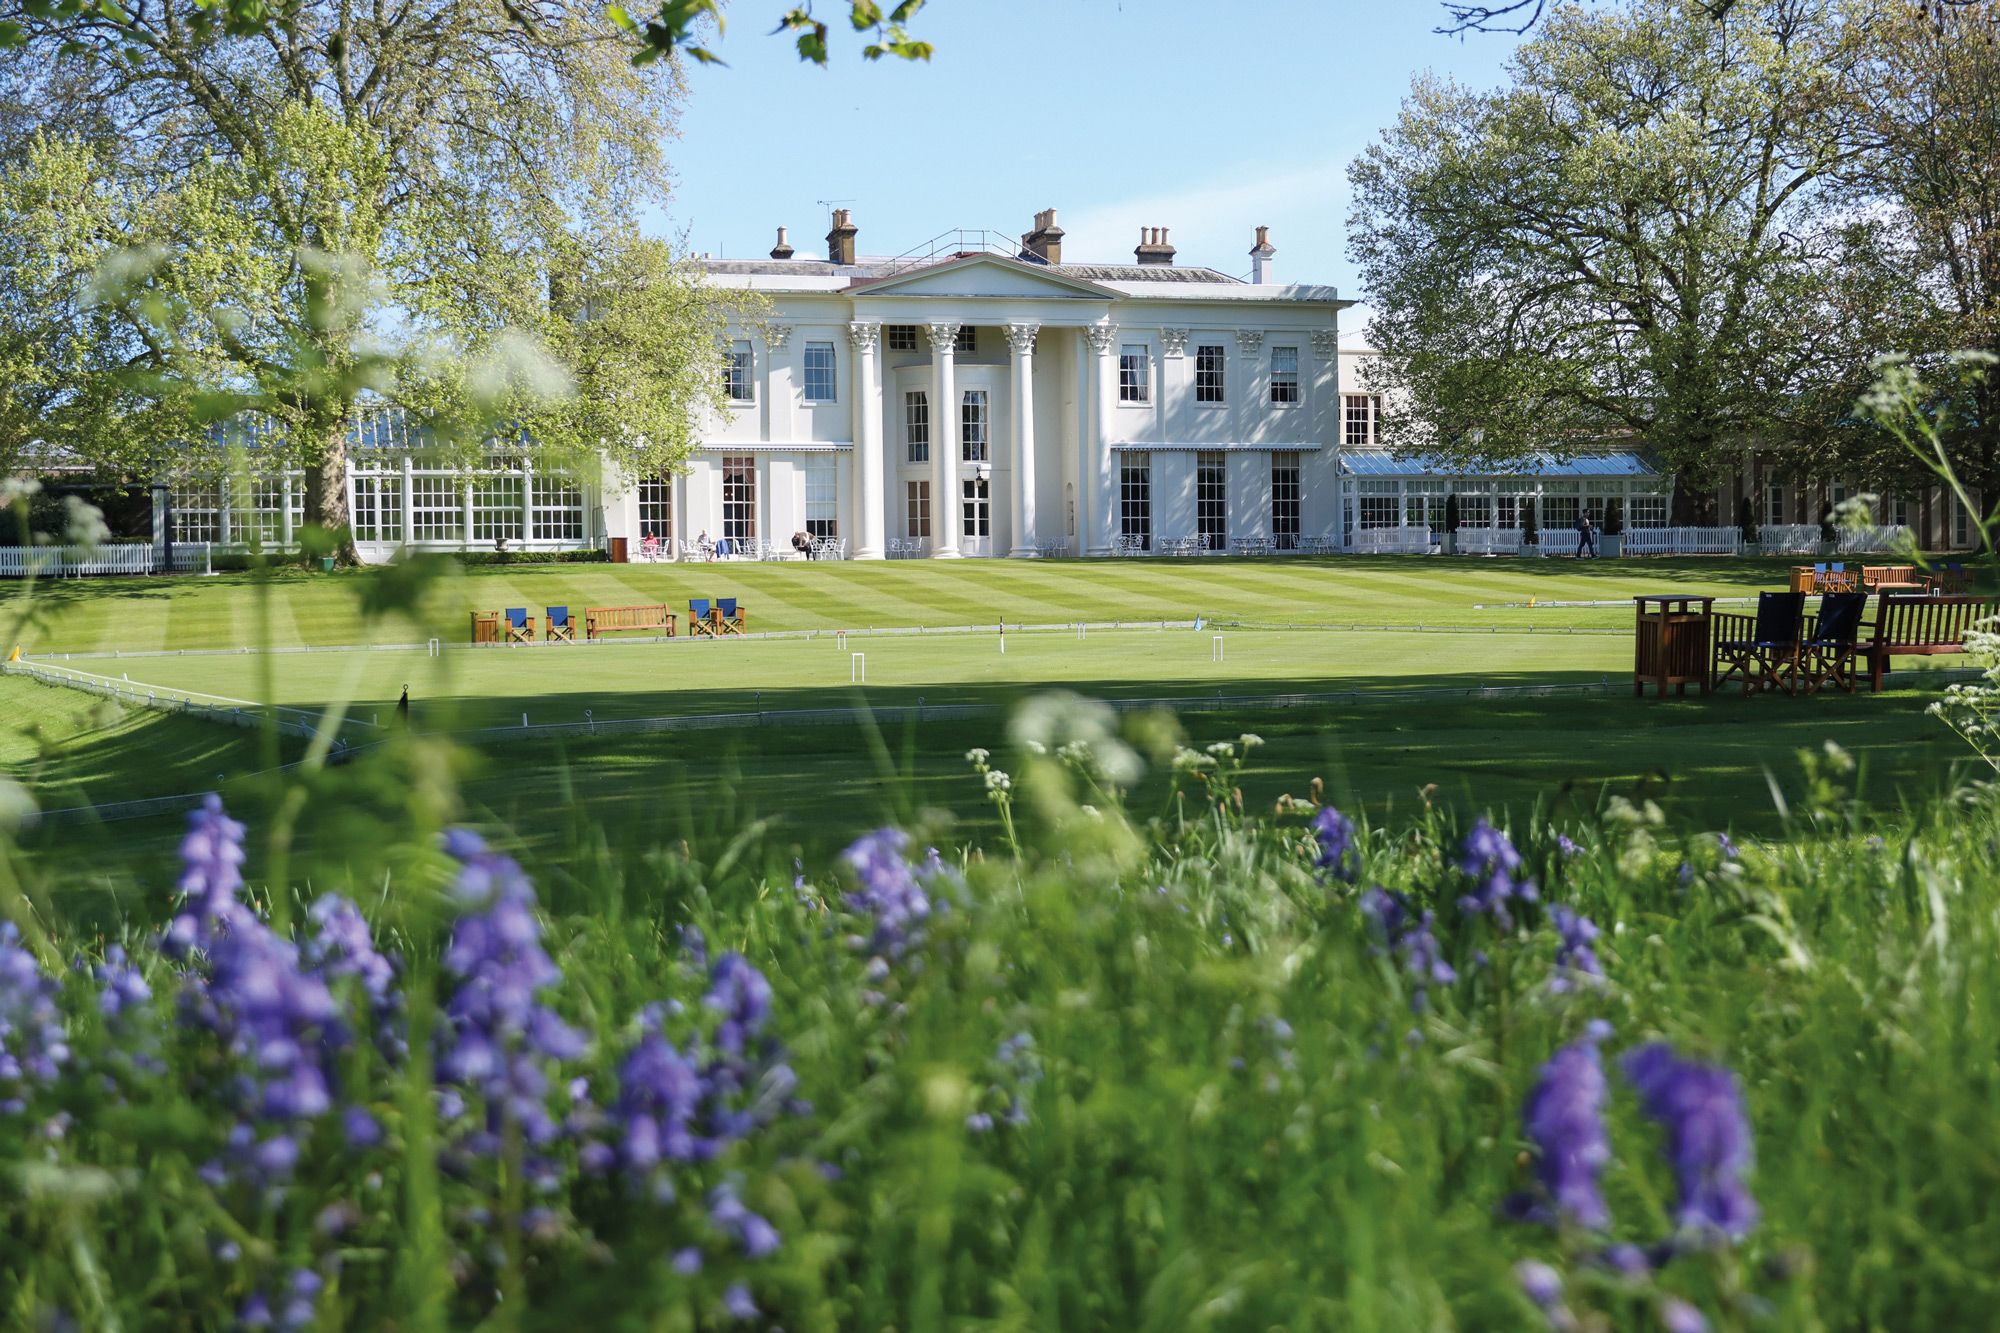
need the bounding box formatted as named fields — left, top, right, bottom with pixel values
left=162, top=210, right=1721, bottom=561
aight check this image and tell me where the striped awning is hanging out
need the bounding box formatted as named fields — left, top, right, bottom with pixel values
left=1338, top=450, right=1661, bottom=479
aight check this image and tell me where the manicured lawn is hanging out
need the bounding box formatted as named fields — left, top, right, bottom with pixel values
left=0, top=674, right=300, bottom=813
left=6, top=554, right=1862, bottom=654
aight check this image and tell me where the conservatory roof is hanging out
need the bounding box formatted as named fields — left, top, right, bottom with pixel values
left=1337, top=450, right=1661, bottom=479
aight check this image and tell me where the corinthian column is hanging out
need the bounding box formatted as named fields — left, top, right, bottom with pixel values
left=1082, top=322, right=1120, bottom=557
left=1005, top=322, right=1040, bottom=557
left=927, top=321, right=962, bottom=558
left=848, top=320, right=884, bottom=559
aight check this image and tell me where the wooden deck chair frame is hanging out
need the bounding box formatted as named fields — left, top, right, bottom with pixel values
left=688, top=598, right=716, bottom=637
left=1803, top=592, right=1867, bottom=694
left=545, top=606, right=575, bottom=643
left=505, top=608, right=536, bottom=643
left=717, top=598, right=746, bottom=635
left=1712, top=591, right=1805, bottom=695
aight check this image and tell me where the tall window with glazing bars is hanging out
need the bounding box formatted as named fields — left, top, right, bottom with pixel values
left=1196, top=450, right=1227, bottom=551
left=1120, top=455, right=1152, bottom=550
left=1270, top=452, right=1300, bottom=549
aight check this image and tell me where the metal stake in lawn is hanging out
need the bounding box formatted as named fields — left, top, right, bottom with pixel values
left=1212, top=634, right=1225, bottom=662
left=999, top=621, right=1005, bottom=655
left=851, top=652, right=866, bottom=683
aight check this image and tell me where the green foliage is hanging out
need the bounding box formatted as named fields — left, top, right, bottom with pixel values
left=1349, top=0, right=1866, bottom=484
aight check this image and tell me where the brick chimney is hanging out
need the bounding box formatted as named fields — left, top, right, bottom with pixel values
left=826, top=208, right=857, bottom=265
left=770, top=225, right=794, bottom=260
left=1020, top=207, right=1065, bottom=264
left=1248, top=225, right=1276, bottom=283
left=1134, top=226, right=1176, bottom=266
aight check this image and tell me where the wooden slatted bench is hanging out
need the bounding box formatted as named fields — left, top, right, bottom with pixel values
left=1860, top=592, right=1998, bottom=692
left=584, top=605, right=676, bottom=640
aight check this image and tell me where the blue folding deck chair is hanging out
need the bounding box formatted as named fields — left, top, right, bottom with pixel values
left=717, top=597, right=745, bottom=635
left=545, top=606, right=575, bottom=643
left=505, top=607, right=535, bottom=643
left=689, top=597, right=714, bottom=636
left=1712, top=591, right=1805, bottom=695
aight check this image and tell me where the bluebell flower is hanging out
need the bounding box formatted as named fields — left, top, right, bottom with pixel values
left=1458, top=818, right=1538, bottom=928
left=0, top=922, right=69, bottom=1113
left=840, top=828, right=940, bottom=962
left=1556, top=835, right=1580, bottom=858
left=1660, top=1298, right=1709, bottom=1333
left=1311, top=806, right=1359, bottom=881
left=1621, top=1043, right=1758, bottom=1239
left=1516, top=1258, right=1563, bottom=1310
left=1517, top=1021, right=1614, bottom=1229
left=1548, top=907, right=1603, bottom=993
left=164, top=794, right=250, bottom=957
left=723, top=1284, right=758, bottom=1321
left=1359, top=888, right=1456, bottom=1005
left=437, top=830, right=586, bottom=1152
left=342, top=1105, right=384, bottom=1149
left=1716, top=833, right=1738, bottom=861
left=678, top=925, right=708, bottom=969
left=305, top=895, right=397, bottom=1006
left=705, top=954, right=772, bottom=1057
left=91, top=945, right=151, bottom=1019
left=1677, top=861, right=1695, bottom=888
left=708, top=1179, right=781, bottom=1258
left=966, top=1112, right=994, bottom=1134
left=673, top=1246, right=703, bottom=1275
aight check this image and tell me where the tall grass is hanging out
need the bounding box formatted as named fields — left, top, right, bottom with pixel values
left=1, top=710, right=1998, bottom=1329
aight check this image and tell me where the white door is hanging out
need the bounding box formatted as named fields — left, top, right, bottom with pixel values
left=961, top=476, right=993, bottom=557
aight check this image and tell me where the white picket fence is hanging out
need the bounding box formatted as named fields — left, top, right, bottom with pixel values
left=0, top=542, right=218, bottom=578
left=1455, top=528, right=1525, bottom=556
left=1620, top=526, right=1742, bottom=557
left=1351, top=527, right=1435, bottom=555
left=1757, top=525, right=1824, bottom=556
left=0, top=545, right=154, bottom=578
left=1839, top=525, right=1914, bottom=555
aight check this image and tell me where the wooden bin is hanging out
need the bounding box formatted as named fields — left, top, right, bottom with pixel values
left=470, top=611, right=501, bottom=645
left=1633, top=595, right=1715, bottom=697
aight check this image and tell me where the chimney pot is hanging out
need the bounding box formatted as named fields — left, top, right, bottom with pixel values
left=770, top=225, right=794, bottom=260
left=1021, top=206, right=1065, bottom=264
left=826, top=209, right=858, bottom=265
left=1249, top=224, right=1277, bottom=283
left=1135, top=224, right=1177, bottom=266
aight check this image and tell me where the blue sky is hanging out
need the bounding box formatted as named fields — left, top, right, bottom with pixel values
left=657, top=0, right=1522, bottom=320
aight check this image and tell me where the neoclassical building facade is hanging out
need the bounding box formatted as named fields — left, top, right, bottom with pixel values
left=610, top=214, right=1355, bottom=559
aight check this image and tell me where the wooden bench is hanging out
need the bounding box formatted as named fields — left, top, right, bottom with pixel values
left=1862, top=564, right=1922, bottom=592
left=584, top=605, right=676, bottom=640
left=1860, top=592, right=1999, bottom=691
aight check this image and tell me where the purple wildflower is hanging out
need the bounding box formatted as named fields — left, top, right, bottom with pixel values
left=672, top=1247, right=703, bottom=1275
left=163, top=794, right=252, bottom=957
left=437, top=830, right=586, bottom=1151
left=708, top=1179, right=782, bottom=1258
left=840, top=829, right=940, bottom=962
left=1620, top=1043, right=1759, bottom=1240
left=305, top=895, right=397, bottom=1007
left=1359, top=888, right=1456, bottom=1005
left=1516, top=1258, right=1563, bottom=1310
left=722, top=1284, right=759, bottom=1321
left=91, top=945, right=151, bottom=1020
left=0, top=923, right=69, bottom=1113
left=1556, top=835, right=1580, bottom=858
left=1660, top=1298, right=1710, bottom=1333
left=1311, top=806, right=1359, bottom=881
left=1548, top=907, right=1603, bottom=993
left=1518, top=1021, right=1614, bottom=1229
left=705, top=954, right=772, bottom=1057
left=1716, top=833, right=1738, bottom=861
left=1458, top=818, right=1538, bottom=928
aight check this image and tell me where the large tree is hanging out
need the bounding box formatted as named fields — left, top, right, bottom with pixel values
left=1835, top=0, right=2000, bottom=510
left=0, top=0, right=724, bottom=554
left=1349, top=0, right=1870, bottom=504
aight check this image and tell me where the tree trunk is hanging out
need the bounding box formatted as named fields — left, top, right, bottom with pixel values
left=305, top=409, right=360, bottom=565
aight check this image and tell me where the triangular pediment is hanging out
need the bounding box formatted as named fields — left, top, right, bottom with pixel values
left=848, top=253, right=1116, bottom=301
